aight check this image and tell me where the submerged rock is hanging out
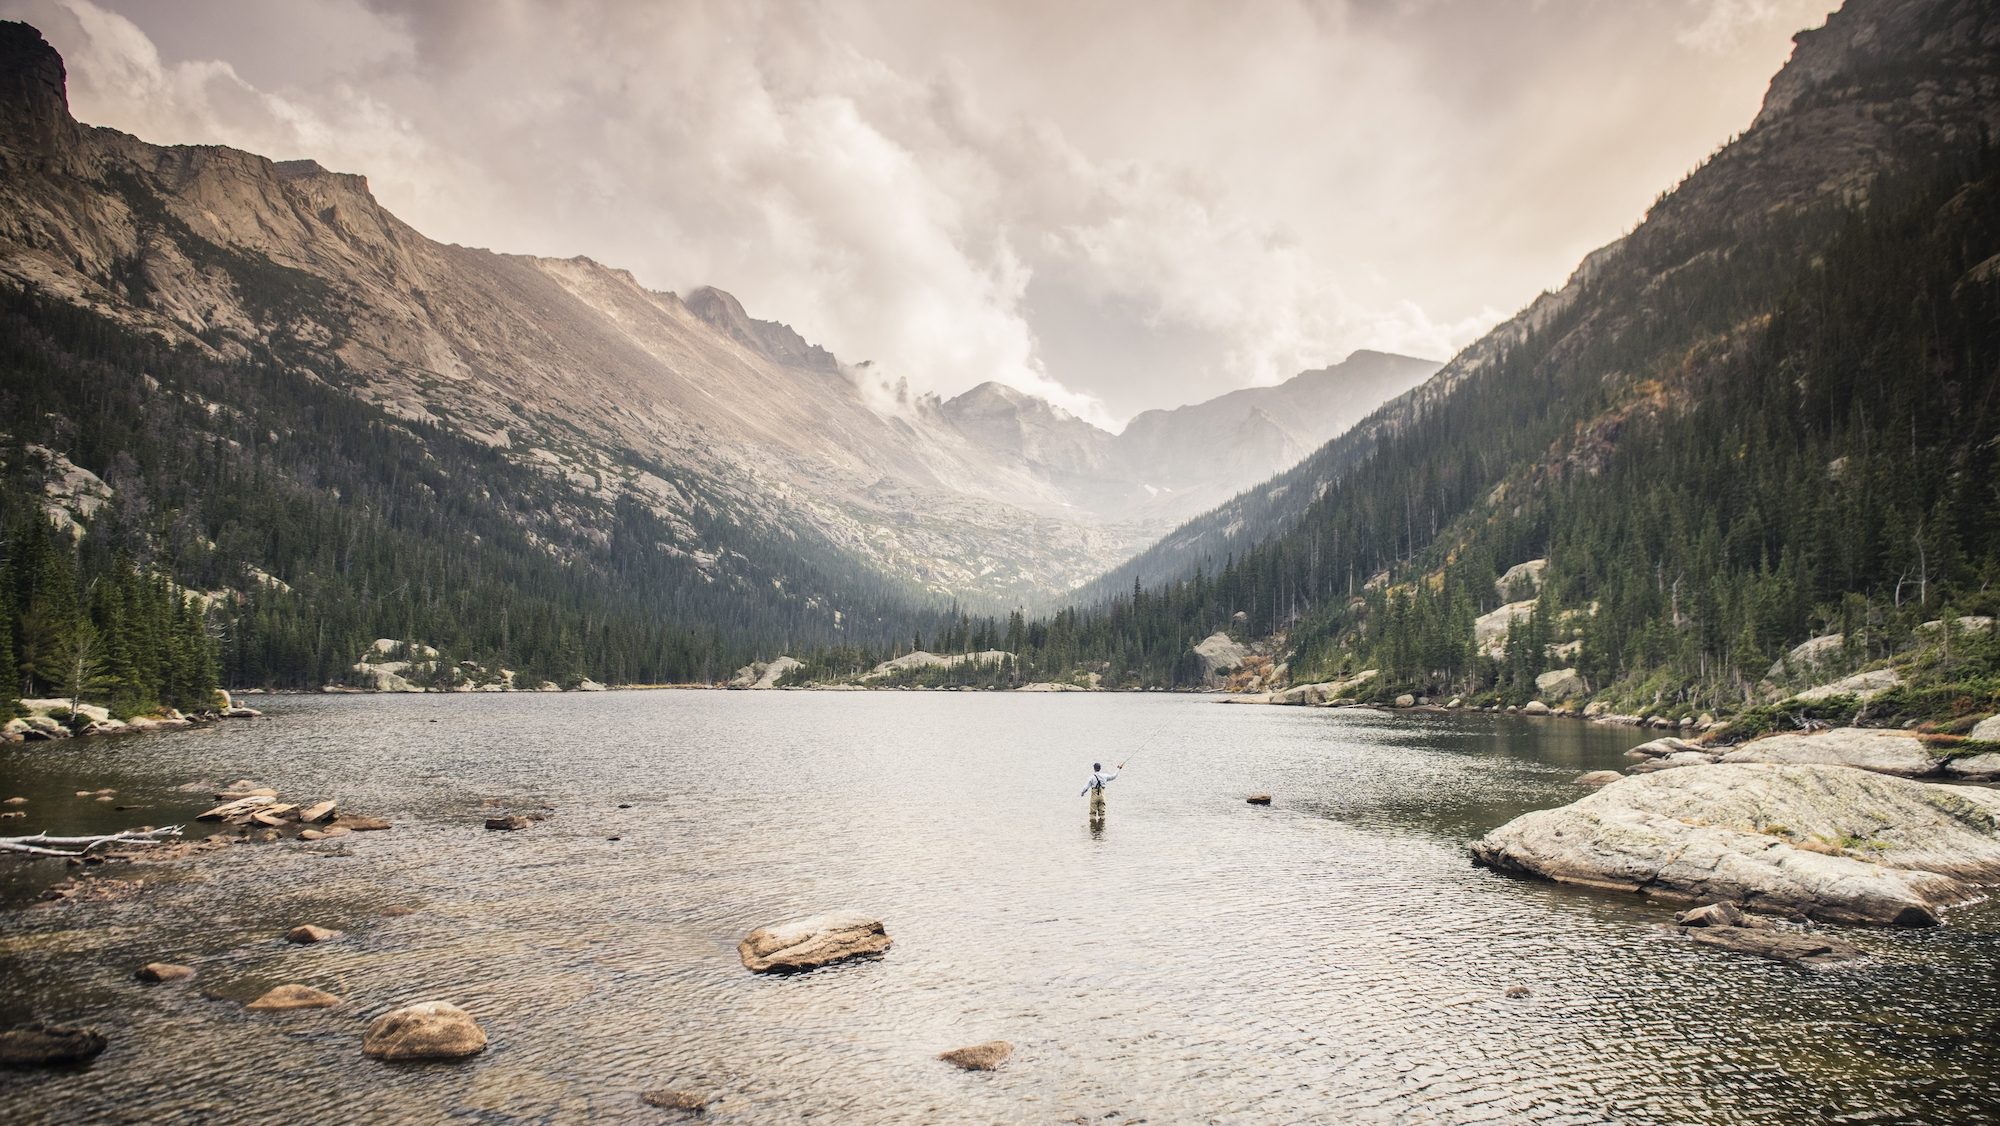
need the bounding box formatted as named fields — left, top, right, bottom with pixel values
left=1717, top=728, right=1944, bottom=778
left=738, top=912, right=892, bottom=973
left=484, top=815, right=531, bottom=831
left=939, top=1040, right=1014, bottom=1071
left=1677, top=921, right=1864, bottom=965
left=247, top=984, right=341, bottom=1011
left=361, top=1001, right=487, bottom=1060
left=0, top=1024, right=107, bottom=1069
left=1574, top=771, right=1623, bottom=788
left=641, top=1088, right=710, bottom=1111
left=1470, top=763, right=2000, bottom=926
left=330, top=815, right=391, bottom=832
left=1245, top=793, right=1273, bottom=806
left=134, top=962, right=194, bottom=983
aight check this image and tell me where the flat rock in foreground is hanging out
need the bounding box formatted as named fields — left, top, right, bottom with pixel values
left=1716, top=728, right=1945, bottom=777
left=738, top=912, right=892, bottom=973
left=1470, top=764, right=2000, bottom=926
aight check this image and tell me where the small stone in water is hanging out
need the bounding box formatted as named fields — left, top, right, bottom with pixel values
left=1505, top=985, right=1532, bottom=999
left=246, top=984, right=341, bottom=1011
left=939, top=1040, right=1013, bottom=1070
left=1246, top=794, right=1272, bottom=806
left=135, top=962, right=194, bottom=983
left=485, top=815, right=531, bottom=831
left=2, top=796, right=25, bottom=805
left=379, top=905, right=417, bottom=917
left=285, top=925, right=342, bottom=944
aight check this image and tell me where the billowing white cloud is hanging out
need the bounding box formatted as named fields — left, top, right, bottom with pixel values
left=1, top=0, right=1833, bottom=427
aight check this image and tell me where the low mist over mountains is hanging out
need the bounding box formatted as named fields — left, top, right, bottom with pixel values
left=938, top=349, right=1439, bottom=525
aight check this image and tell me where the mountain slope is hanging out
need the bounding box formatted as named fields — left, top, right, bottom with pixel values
left=1076, top=0, right=2000, bottom=609
left=1015, top=0, right=2000, bottom=712
left=0, top=21, right=1170, bottom=610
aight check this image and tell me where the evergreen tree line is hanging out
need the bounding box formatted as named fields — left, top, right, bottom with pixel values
left=0, top=505, right=218, bottom=717
left=964, top=139, right=2000, bottom=707
left=0, top=283, right=974, bottom=706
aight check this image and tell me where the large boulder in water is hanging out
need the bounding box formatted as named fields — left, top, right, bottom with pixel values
left=0, top=1024, right=107, bottom=1068
left=1470, top=763, right=2000, bottom=926
left=361, top=1001, right=487, bottom=1060
left=1716, top=728, right=1945, bottom=778
left=738, top=912, right=892, bottom=973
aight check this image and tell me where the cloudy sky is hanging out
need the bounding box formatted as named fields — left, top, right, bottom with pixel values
left=5, top=0, right=1832, bottom=428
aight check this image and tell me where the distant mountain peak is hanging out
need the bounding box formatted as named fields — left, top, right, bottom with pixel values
left=684, top=284, right=839, bottom=373
left=945, top=380, right=1086, bottom=425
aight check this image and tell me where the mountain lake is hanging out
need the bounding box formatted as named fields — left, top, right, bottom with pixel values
left=2, top=692, right=1997, bottom=1123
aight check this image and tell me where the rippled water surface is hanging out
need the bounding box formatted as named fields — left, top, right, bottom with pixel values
left=3, top=692, right=1998, bottom=1124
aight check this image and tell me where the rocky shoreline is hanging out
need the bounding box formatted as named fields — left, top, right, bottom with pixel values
left=2, top=693, right=264, bottom=746
left=1471, top=714, right=2000, bottom=938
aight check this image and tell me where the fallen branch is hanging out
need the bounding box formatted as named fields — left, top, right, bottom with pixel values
left=0, top=826, right=184, bottom=858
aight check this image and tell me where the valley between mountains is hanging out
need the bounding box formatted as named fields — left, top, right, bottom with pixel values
left=3, top=0, right=2000, bottom=731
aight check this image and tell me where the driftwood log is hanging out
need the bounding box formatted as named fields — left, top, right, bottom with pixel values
left=0, top=826, right=184, bottom=858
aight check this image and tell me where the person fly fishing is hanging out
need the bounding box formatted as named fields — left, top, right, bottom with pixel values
left=1081, top=760, right=1125, bottom=816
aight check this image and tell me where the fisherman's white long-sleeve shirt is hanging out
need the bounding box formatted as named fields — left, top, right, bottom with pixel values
left=1080, top=768, right=1119, bottom=796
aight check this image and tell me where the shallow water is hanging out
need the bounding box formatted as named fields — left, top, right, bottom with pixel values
left=2, top=693, right=1997, bottom=1124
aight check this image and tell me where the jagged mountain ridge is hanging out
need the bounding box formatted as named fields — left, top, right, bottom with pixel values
left=1080, top=0, right=2000, bottom=607
left=937, top=348, right=1441, bottom=527
left=0, top=21, right=1434, bottom=611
